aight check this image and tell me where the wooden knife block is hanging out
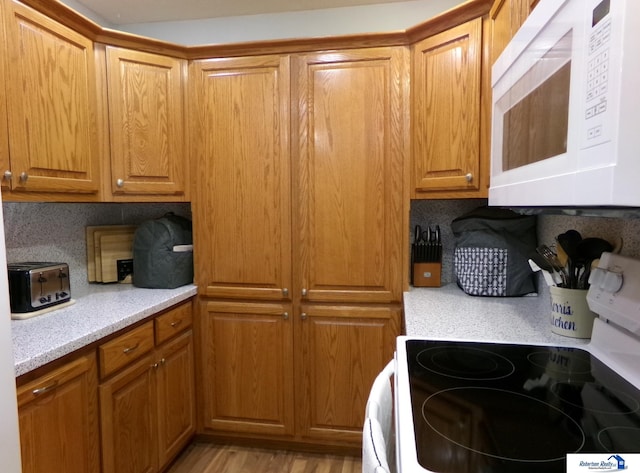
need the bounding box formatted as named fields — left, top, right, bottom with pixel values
left=413, top=262, right=442, bottom=287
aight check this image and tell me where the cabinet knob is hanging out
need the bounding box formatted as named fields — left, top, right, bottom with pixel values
left=283, top=312, right=289, bottom=320
left=3, top=170, right=12, bottom=180
left=282, top=288, right=289, bottom=297
left=300, top=312, right=307, bottom=320
left=465, top=173, right=473, bottom=183
left=301, top=288, right=308, bottom=297
left=116, top=178, right=124, bottom=188
left=19, top=172, right=28, bottom=183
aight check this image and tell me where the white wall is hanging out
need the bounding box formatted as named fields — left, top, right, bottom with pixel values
left=0, top=198, right=22, bottom=473
left=62, top=0, right=463, bottom=45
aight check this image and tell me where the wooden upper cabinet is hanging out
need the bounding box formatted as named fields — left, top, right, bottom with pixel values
left=190, top=55, right=291, bottom=300
left=412, top=18, right=485, bottom=197
left=490, top=0, right=533, bottom=63
left=292, top=47, right=408, bottom=304
left=17, top=354, right=100, bottom=473
left=3, top=0, right=100, bottom=195
left=104, top=46, right=187, bottom=199
left=0, top=0, right=9, bottom=191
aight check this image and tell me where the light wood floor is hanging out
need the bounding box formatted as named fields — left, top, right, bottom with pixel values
left=166, top=442, right=363, bottom=473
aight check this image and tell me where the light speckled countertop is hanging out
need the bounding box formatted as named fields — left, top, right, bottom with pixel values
left=404, top=284, right=590, bottom=346
left=11, top=284, right=197, bottom=377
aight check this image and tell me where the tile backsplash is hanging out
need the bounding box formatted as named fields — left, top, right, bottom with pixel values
left=410, top=199, right=640, bottom=287
left=2, top=202, right=191, bottom=297
left=3, top=199, right=640, bottom=299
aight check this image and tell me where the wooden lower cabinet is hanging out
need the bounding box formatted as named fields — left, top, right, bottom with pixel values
left=296, top=305, right=400, bottom=444
left=200, top=300, right=295, bottom=437
left=199, top=299, right=400, bottom=447
left=100, top=352, right=158, bottom=473
left=17, top=353, right=100, bottom=473
left=156, top=331, right=196, bottom=466
left=100, top=312, right=195, bottom=473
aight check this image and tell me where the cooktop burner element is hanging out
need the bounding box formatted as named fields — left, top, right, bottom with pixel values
left=405, top=340, right=640, bottom=473
left=422, top=387, right=585, bottom=464
left=417, top=346, right=515, bottom=381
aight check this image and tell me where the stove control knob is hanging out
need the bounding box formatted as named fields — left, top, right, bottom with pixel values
left=602, top=270, right=623, bottom=293
left=589, top=267, right=623, bottom=293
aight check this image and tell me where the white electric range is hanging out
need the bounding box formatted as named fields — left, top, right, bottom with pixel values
left=395, top=252, right=640, bottom=473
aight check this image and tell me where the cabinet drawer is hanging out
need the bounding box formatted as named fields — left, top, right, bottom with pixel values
left=155, top=302, right=192, bottom=345
left=17, top=353, right=96, bottom=407
left=99, top=322, right=154, bottom=378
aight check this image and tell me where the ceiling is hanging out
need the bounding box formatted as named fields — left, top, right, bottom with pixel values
left=73, top=0, right=415, bottom=25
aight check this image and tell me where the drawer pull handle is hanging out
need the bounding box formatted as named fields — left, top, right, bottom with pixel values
left=170, top=320, right=182, bottom=328
left=123, top=343, right=140, bottom=354
left=32, top=381, right=59, bottom=396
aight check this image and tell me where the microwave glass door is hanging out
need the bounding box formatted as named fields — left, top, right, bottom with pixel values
left=497, top=31, right=573, bottom=172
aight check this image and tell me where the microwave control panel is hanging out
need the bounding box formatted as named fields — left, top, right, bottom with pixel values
left=581, top=0, right=613, bottom=148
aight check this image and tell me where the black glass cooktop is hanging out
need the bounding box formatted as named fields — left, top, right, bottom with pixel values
left=406, top=340, right=640, bottom=473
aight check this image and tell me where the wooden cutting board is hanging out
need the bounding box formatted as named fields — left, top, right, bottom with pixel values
left=99, top=232, right=135, bottom=283
left=86, top=225, right=136, bottom=282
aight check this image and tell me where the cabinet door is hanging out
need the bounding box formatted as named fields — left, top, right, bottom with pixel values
left=293, top=48, right=408, bottom=304
left=105, top=46, right=187, bottom=198
left=295, top=304, right=400, bottom=444
left=156, top=330, right=195, bottom=467
left=0, top=0, right=9, bottom=191
left=100, top=353, right=158, bottom=473
left=490, top=0, right=532, bottom=63
left=4, top=0, right=100, bottom=194
left=200, top=300, right=294, bottom=437
left=17, top=354, right=100, bottom=473
left=412, top=18, right=483, bottom=195
left=190, top=56, right=291, bottom=300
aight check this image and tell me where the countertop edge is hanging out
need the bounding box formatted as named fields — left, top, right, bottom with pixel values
left=12, top=284, right=198, bottom=377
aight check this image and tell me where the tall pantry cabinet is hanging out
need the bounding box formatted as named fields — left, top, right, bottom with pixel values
left=291, top=49, right=405, bottom=442
left=190, top=55, right=295, bottom=439
left=190, top=47, right=407, bottom=447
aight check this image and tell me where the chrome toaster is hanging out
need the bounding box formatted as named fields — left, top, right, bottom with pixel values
left=7, top=262, right=71, bottom=313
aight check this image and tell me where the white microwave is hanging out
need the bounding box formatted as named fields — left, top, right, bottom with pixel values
left=490, top=0, right=640, bottom=207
